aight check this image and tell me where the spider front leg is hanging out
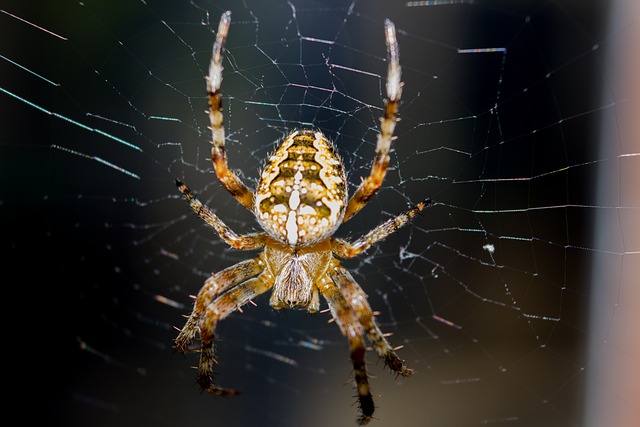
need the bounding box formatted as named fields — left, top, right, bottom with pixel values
left=344, top=19, right=402, bottom=222
left=329, top=264, right=412, bottom=376
left=174, top=257, right=265, bottom=354
left=197, top=274, right=273, bottom=396
left=207, top=11, right=255, bottom=211
left=318, top=278, right=375, bottom=425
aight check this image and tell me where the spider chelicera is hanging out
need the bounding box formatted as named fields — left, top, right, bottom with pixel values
left=174, top=11, right=430, bottom=424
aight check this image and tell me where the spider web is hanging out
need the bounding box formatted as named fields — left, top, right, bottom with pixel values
left=2, top=0, right=638, bottom=426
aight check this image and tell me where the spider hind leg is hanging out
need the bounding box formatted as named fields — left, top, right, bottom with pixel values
left=343, top=19, right=403, bottom=222
left=206, top=10, right=255, bottom=211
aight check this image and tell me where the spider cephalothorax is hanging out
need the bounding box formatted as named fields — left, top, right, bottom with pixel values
left=174, top=11, right=429, bottom=424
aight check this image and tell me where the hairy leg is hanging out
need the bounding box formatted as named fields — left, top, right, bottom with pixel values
left=332, top=198, right=430, bottom=259
left=343, top=20, right=403, bottom=222
left=207, top=11, right=255, bottom=211
left=318, top=277, right=375, bottom=424
left=329, top=264, right=413, bottom=376
left=177, top=180, right=265, bottom=250
left=174, top=257, right=265, bottom=353
left=197, top=273, right=272, bottom=396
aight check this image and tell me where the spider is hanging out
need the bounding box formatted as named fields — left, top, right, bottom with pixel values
left=174, top=11, right=430, bottom=424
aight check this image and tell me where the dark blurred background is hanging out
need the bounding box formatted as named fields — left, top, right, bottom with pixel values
left=3, top=1, right=633, bottom=426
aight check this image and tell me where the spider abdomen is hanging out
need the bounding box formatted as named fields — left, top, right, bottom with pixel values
left=255, top=130, right=347, bottom=246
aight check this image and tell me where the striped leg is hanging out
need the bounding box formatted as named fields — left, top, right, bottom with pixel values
left=330, top=264, right=413, bottom=376
left=207, top=11, right=255, bottom=211
left=197, top=274, right=273, bottom=396
left=319, top=278, right=375, bottom=424
left=343, top=20, right=403, bottom=222
left=332, top=198, right=429, bottom=259
left=174, top=257, right=265, bottom=354
left=177, top=180, right=265, bottom=250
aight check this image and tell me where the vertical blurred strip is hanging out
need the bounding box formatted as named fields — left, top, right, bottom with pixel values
left=586, top=0, right=640, bottom=426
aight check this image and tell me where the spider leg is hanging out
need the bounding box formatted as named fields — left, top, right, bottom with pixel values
left=207, top=11, right=255, bottom=211
left=198, top=273, right=273, bottom=396
left=329, top=264, right=413, bottom=376
left=343, top=20, right=402, bottom=222
left=318, top=277, right=375, bottom=425
left=177, top=180, right=266, bottom=250
left=174, top=257, right=265, bottom=354
left=332, top=198, right=430, bottom=259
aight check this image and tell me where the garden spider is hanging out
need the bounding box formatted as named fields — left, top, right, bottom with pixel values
left=175, top=11, right=430, bottom=424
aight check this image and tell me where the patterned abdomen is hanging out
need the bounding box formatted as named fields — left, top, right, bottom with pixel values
left=255, top=130, right=347, bottom=246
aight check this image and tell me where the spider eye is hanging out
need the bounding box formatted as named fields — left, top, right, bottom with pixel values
left=255, top=130, right=347, bottom=245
